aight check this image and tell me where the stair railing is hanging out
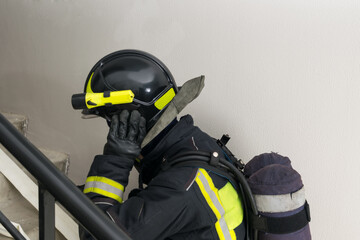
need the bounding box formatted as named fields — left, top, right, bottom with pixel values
left=0, top=113, right=131, bottom=240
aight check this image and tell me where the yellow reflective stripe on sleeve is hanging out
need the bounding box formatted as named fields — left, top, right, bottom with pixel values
left=154, top=88, right=176, bottom=110
left=86, top=176, right=125, bottom=191
left=84, top=187, right=123, bottom=203
left=195, top=169, right=236, bottom=240
left=86, top=72, right=94, bottom=93
left=84, top=176, right=124, bottom=203
left=218, top=182, right=244, bottom=230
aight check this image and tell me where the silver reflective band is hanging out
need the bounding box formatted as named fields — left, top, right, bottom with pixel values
left=84, top=181, right=124, bottom=200
left=197, top=170, right=232, bottom=240
left=254, top=187, right=305, bottom=213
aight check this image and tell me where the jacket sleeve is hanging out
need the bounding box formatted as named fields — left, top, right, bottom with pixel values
left=79, top=155, right=190, bottom=240
left=82, top=154, right=133, bottom=203
left=79, top=154, right=133, bottom=239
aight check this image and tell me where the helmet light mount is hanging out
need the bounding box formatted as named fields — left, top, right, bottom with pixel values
left=72, top=90, right=135, bottom=110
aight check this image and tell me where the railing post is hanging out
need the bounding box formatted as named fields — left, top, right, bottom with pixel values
left=39, top=183, right=55, bottom=240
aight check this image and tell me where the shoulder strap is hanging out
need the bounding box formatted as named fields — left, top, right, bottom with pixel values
left=166, top=159, right=240, bottom=192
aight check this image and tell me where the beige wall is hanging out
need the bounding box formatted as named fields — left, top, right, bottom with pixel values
left=1, top=1, right=359, bottom=239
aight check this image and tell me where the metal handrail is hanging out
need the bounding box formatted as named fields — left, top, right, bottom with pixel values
left=0, top=211, right=26, bottom=240
left=0, top=113, right=131, bottom=240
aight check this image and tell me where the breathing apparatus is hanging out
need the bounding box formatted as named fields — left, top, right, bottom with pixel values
left=71, top=49, right=178, bottom=130
left=164, top=136, right=311, bottom=240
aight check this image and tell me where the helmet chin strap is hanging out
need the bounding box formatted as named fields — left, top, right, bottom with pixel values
left=141, top=75, right=205, bottom=148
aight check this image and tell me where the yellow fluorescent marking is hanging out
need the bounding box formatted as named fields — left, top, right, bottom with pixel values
left=230, top=230, right=237, bottom=239
left=196, top=169, right=236, bottom=240
left=195, top=170, right=222, bottom=219
left=154, top=88, right=176, bottom=110
left=215, top=222, right=226, bottom=240
left=86, top=72, right=94, bottom=93
left=83, top=187, right=123, bottom=203
left=218, top=182, right=244, bottom=229
left=86, top=176, right=124, bottom=191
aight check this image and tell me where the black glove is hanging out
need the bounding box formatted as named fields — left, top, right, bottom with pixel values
left=103, top=110, right=146, bottom=159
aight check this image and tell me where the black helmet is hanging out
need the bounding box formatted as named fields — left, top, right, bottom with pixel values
left=72, top=49, right=178, bottom=130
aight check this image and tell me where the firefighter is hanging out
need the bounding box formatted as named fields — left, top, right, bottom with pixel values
left=72, top=50, right=246, bottom=240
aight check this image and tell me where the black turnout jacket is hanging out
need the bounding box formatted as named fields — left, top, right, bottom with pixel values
left=80, top=115, right=246, bottom=240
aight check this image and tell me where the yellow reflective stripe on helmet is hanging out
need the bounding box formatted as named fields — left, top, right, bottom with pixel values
left=86, top=72, right=95, bottom=93
left=85, top=90, right=134, bottom=109
left=154, top=88, right=176, bottom=110
left=218, top=182, right=244, bottom=230
left=195, top=169, right=236, bottom=240
left=83, top=176, right=125, bottom=203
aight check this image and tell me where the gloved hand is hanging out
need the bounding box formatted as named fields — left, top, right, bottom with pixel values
left=103, top=110, right=146, bottom=159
